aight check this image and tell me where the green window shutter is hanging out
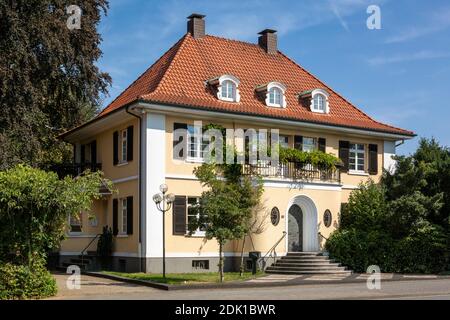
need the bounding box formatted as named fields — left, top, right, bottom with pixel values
left=112, top=199, right=118, bottom=236
left=368, top=144, right=378, bottom=175
left=127, top=126, right=133, bottom=162
left=318, top=138, right=326, bottom=152
left=113, top=131, right=119, bottom=165
left=294, top=135, right=303, bottom=150
left=126, top=196, right=133, bottom=235
left=339, top=140, right=350, bottom=172
left=173, top=123, right=188, bottom=160
left=173, top=196, right=187, bottom=235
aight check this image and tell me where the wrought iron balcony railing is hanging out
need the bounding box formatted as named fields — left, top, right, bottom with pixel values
left=242, top=161, right=340, bottom=183
left=51, top=163, right=102, bottom=178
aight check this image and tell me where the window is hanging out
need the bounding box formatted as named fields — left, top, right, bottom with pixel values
left=269, top=87, right=282, bottom=106
left=187, top=125, right=208, bottom=161
left=222, top=80, right=235, bottom=100
left=192, top=260, right=209, bottom=270
left=271, top=207, right=280, bottom=226
left=306, top=89, right=330, bottom=114
left=187, top=197, right=206, bottom=235
left=262, top=82, right=287, bottom=108
left=120, top=198, right=127, bottom=235
left=302, top=137, right=317, bottom=153
left=279, top=135, right=289, bottom=148
left=69, top=213, right=82, bottom=233
left=213, top=75, right=240, bottom=102
left=313, top=94, right=326, bottom=112
left=349, top=143, right=365, bottom=172
left=120, top=129, right=128, bottom=163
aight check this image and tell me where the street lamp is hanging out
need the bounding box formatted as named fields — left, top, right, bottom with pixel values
left=152, top=184, right=175, bottom=278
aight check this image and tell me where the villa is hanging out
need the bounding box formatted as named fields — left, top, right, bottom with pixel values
left=58, top=14, right=414, bottom=273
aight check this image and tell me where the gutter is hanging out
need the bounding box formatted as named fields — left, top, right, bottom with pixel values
left=125, top=105, right=143, bottom=273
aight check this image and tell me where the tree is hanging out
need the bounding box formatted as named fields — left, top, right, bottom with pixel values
left=0, top=165, right=111, bottom=266
left=192, top=162, right=263, bottom=282
left=0, top=1, right=111, bottom=169
left=326, top=138, right=449, bottom=273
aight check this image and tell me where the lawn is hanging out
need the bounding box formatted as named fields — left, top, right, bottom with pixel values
left=103, top=271, right=264, bottom=285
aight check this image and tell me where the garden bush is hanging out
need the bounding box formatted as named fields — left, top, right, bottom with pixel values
left=0, top=261, right=57, bottom=300
left=326, top=139, right=450, bottom=274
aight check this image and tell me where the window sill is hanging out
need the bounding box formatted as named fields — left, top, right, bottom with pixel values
left=186, top=157, right=205, bottom=164
left=116, top=162, right=129, bottom=167
left=185, top=232, right=206, bottom=238
left=348, top=170, right=369, bottom=176
left=116, top=234, right=129, bottom=238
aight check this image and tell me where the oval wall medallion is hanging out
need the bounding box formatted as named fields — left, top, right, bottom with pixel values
left=271, top=207, right=280, bottom=226
left=323, top=209, right=332, bottom=228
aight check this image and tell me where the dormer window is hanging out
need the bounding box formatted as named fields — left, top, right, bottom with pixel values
left=222, top=80, right=236, bottom=100
left=269, top=87, right=282, bottom=105
left=207, top=75, right=241, bottom=103
left=256, top=82, right=287, bottom=108
left=299, top=88, right=330, bottom=114
left=313, top=93, right=326, bottom=112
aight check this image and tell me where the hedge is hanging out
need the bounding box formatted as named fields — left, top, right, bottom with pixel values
left=0, top=261, right=57, bottom=300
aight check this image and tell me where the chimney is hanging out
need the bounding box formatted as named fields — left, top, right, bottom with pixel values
left=187, top=13, right=206, bottom=39
left=258, top=29, right=277, bottom=54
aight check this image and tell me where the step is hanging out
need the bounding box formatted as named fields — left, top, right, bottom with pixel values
left=280, top=256, right=331, bottom=261
left=70, top=258, right=91, bottom=264
left=268, top=266, right=347, bottom=272
left=266, top=269, right=352, bottom=275
left=272, top=262, right=341, bottom=267
left=62, top=262, right=88, bottom=269
left=286, top=252, right=321, bottom=256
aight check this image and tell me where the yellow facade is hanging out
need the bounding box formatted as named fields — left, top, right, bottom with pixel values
left=59, top=107, right=402, bottom=272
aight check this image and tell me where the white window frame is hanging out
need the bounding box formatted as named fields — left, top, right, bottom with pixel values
left=302, top=137, right=317, bottom=153
left=279, top=135, right=290, bottom=148
left=216, top=75, right=241, bottom=102
left=349, top=143, right=366, bottom=173
left=120, top=198, right=127, bottom=235
left=265, top=82, right=287, bottom=108
left=187, top=197, right=206, bottom=237
left=120, top=129, right=128, bottom=164
left=309, top=89, right=330, bottom=114
left=68, top=213, right=82, bottom=234
left=186, top=125, right=208, bottom=163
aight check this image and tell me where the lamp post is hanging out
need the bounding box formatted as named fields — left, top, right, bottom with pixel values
left=152, top=184, right=175, bottom=278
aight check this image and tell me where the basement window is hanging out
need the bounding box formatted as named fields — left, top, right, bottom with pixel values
left=192, top=260, right=209, bottom=270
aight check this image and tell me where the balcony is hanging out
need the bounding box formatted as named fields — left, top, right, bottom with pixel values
left=242, top=162, right=340, bottom=183
left=51, top=163, right=102, bottom=179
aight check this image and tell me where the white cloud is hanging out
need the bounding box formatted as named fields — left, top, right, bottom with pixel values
left=367, top=50, right=450, bottom=66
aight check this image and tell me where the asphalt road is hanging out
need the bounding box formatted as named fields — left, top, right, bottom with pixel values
left=49, top=273, right=450, bottom=300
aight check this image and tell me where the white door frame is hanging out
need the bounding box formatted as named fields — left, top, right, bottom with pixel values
left=285, top=195, right=319, bottom=252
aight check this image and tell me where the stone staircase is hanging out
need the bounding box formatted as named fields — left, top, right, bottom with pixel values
left=59, top=251, right=98, bottom=272
left=265, top=252, right=352, bottom=275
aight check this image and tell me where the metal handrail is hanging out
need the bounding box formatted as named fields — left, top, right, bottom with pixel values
left=80, top=233, right=101, bottom=266
left=259, top=231, right=287, bottom=270
left=318, top=232, right=329, bottom=241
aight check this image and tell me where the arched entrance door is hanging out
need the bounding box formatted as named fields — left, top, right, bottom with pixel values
left=286, top=195, right=319, bottom=252
left=288, top=205, right=303, bottom=252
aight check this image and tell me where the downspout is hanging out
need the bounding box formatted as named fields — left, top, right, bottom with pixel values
left=126, top=105, right=143, bottom=272
left=395, top=139, right=405, bottom=148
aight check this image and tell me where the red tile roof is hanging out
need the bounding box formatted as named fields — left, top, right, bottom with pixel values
left=99, top=33, right=414, bottom=136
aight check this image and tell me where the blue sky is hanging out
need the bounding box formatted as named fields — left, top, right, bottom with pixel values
left=97, top=0, right=450, bottom=155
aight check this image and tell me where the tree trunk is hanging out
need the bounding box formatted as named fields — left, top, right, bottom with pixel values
left=219, top=241, right=224, bottom=283
left=239, top=236, right=246, bottom=276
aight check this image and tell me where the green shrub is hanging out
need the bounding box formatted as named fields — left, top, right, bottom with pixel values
left=0, top=261, right=57, bottom=299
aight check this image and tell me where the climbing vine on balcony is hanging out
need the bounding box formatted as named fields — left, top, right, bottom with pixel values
left=279, top=147, right=343, bottom=170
